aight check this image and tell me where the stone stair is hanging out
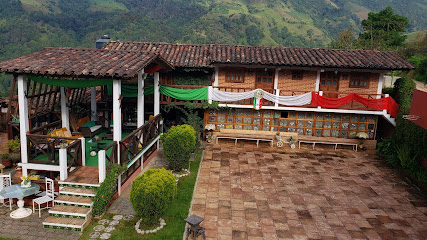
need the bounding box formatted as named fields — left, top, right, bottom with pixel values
left=42, top=181, right=99, bottom=231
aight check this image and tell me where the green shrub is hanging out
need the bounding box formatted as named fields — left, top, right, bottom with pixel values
left=7, top=137, right=20, bottom=152
left=161, top=124, right=196, bottom=171
left=92, top=164, right=127, bottom=217
left=130, top=168, right=177, bottom=225
left=378, top=77, right=427, bottom=186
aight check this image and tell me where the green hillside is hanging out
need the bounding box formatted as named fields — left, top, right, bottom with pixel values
left=0, top=0, right=426, bottom=95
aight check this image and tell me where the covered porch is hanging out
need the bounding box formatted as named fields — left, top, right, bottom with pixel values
left=0, top=47, right=173, bottom=192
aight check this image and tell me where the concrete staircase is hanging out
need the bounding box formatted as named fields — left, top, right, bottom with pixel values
left=42, top=181, right=100, bottom=231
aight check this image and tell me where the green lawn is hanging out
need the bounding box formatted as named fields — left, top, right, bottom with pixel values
left=79, top=150, right=203, bottom=240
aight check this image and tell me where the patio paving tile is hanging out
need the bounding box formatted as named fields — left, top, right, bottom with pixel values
left=191, top=142, right=427, bottom=239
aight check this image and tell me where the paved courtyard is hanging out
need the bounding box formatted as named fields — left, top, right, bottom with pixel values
left=191, top=142, right=427, bottom=240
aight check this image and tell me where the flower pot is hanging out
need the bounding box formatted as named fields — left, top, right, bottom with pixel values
left=1, top=158, right=12, bottom=168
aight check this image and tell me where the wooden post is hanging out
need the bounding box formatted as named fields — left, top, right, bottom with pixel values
left=213, top=66, right=219, bottom=87
left=137, top=69, right=145, bottom=127
left=60, top=87, right=70, bottom=130
left=80, top=137, right=86, bottom=166
left=113, top=79, right=122, bottom=142
left=315, top=70, right=321, bottom=92
left=377, top=73, right=384, bottom=99
left=91, top=87, right=97, bottom=121
left=17, top=75, right=29, bottom=175
left=154, top=72, right=160, bottom=116
left=59, top=148, right=68, bottom=181
left=98, top=150, right=106, bottom=183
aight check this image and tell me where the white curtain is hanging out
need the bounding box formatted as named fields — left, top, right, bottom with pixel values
left=209, top=88, right=312, bottom=106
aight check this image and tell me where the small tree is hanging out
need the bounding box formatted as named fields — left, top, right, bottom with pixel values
left=130, top=168, right=177, bottom=225
left=161, top=124, right=196, bottom=171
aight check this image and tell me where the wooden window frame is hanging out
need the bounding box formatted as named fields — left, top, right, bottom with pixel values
left=225, top=68, right=245, bottom=83
left=291, top=71, right=303, bottom=80
left=349, top=73, right=369, bottom=88
left=256, top=69, right=275, bottom=84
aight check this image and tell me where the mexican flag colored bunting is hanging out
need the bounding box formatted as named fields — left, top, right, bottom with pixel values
left=253, top=90, right=264, bottom=110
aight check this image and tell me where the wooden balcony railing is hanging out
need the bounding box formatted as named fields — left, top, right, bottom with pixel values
left=103, top=141, right=118, bottom=173
left=119, top=114, right=161, bottom=167
left=29, top=120, right=61, bottom=135
left=27, top=134, right=83, bottom=174
left=157, top=84, right=389, bottom=112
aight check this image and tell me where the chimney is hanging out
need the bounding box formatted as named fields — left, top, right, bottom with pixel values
left=96, top=35, right=111, bottom=49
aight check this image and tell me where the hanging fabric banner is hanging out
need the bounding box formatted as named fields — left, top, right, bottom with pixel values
left=27, top=75, right=113, bottom=88
left=311, top=92, right=399, bottom=118
left=253, top=90, right=264, bottom=110
left=159, top=86, right=208, bottom=101
left=210, top=88, right=312, bottom=106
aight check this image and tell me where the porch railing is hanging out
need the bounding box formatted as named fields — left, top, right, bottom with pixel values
left=119, top=114, right=161, bottom=167
left=104, top=141, right=118, bottom=173
left=29, top=120, right=61, bottom=135
left=27, top=134, right=83, bottom=174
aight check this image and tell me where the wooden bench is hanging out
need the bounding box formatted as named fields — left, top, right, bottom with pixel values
left=215, top=129, right=298, bottom=147
left=298, top=140, right=358, bottom=151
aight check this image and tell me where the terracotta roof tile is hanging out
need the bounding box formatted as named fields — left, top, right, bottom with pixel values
left=106, top=41, right=415, bottom=70
left=0, top=47, right=173, bottom=79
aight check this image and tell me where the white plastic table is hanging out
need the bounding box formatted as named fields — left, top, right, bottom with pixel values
left=0, top=183, right=40, bottom=218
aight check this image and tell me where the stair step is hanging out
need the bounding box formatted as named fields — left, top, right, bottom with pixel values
left=58, top=181, right=100, bottom=189
left=43, top=216, right=86, bottom=231
left=49, top=205, right=91, bottom=218
left=60, top=186, right=96, bottom=197
left=55, top=195, right=93, bottom=207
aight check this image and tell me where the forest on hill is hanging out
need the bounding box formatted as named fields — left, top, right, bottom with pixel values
left=0, top=0, right=426, bottom=95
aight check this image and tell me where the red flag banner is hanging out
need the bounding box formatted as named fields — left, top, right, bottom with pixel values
left=311, top=92, right=398, bottom=118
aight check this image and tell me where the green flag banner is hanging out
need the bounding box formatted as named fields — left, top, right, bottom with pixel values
left=107, top=85, right=154, bottom=97
left=27, top=76, right=113, bottom=88
left=159, top=86, right=208, bottom=100
left=107, top=85, right=208, bottom=100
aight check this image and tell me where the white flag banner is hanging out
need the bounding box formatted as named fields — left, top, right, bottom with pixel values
left=209, top=88, right=312, bottom=106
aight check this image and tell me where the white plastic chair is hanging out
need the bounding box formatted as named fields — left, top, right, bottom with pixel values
left=0, top=173, right=13, bottom=210
left=33, top=177, right=55, bottom=217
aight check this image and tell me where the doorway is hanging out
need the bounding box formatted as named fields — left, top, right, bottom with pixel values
left=320, top=71, right=339, bottom=98
left=255, top=69, right=275, bottom=90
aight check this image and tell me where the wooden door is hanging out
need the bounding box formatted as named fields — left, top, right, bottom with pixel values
left=320, top=72, right=339, bottom=98
left=255, top=69, right=275, bottom=90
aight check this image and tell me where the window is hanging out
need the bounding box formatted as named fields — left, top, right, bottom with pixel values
left=350, top=73, right=369, bottom=88
left=256, top=70, right=274, bottom=84
left=292, top=71, right=303, bottom=80
left=225, top=69, right=245, bottom=83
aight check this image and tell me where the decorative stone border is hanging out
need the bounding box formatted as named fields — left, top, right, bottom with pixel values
left=172, top=169, right=190, bottom=179
left=135, top=218, right=166, bottom=235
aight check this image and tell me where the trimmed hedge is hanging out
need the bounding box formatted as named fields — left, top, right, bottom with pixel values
left=161, top=124, right=196, bottom=171
left=92, top=164, right=127, bottom=216
left=130, top=168, right=177, bottom=225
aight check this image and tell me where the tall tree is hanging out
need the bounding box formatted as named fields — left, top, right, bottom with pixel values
left=358, top=6, right=409, bottom=50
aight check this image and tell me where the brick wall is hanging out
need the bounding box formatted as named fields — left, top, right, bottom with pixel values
left=215, top=67, right=379, bottom=96
left=338, top=72, right=379, bottom=96
left=217, top=68, right=256, bottom=89
left=277, top=70, right=317, bottom=96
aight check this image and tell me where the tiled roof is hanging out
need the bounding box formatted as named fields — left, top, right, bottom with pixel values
left=0, top=47, right=173, bottom=79
left=106, top=41, right=415, bottom=70
left=105, top=42, right=212, bottom=68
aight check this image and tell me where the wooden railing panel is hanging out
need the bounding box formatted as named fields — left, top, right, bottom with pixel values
left=119, top=114, right=161, bottom=167
left=104, top=141, right=118, bottom=173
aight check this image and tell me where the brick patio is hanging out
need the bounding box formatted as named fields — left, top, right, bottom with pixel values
left=191, top=141, right=427, bottom=240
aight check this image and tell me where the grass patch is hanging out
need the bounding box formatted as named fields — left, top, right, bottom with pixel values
left=79, top=150, right=203, bottom=240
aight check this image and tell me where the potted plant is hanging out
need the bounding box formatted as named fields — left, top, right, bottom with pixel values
left=1, top=153, right=11, bottom=168
left=20, top=176, right=31, bottom=188
left=289, top=136, right=296, bottom=149
left=9, top=153, right=21, bottom=166
left=7, top=137, right=20, bottom=153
